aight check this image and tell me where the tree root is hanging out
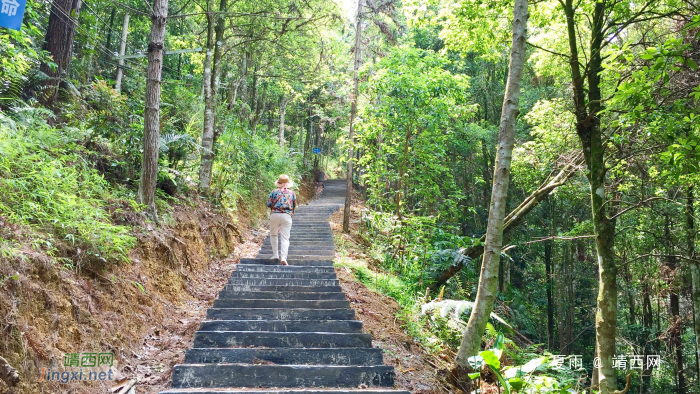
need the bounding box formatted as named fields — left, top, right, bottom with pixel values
left=613, top=373, right=632, bottom=394
left=441, top=364, right=472, bottom=393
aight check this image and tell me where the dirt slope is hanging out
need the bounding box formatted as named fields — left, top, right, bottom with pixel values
left=0, top=182, right=316, bottom=394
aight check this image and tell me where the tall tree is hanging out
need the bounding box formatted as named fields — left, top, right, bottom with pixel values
left=561, top=0, right=616, bottom=389
left=687, top=187, right=700, bottom=383
left=454, top=0, right=528, bottom=376
left=114, top=12, right=130, bottom=92
left=39, top=0, right=83, bottom=107
left=279, top=96, right=290, bottom=146
left=199, top=0, right=227, bottom=195
left=343, top=0, right=363, bottom=233
left=137, top=0, right=169, bottom=218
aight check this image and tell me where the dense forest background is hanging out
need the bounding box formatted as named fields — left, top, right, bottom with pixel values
left=1, top=0, right=700, bottom=392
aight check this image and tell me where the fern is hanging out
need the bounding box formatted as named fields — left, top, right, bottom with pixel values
left=421, top=299, right=512, bottom=329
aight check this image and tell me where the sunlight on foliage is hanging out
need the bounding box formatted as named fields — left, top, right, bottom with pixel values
left=0, top=107, right=136, bottom=264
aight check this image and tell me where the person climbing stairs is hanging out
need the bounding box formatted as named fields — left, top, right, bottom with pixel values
left=158, top=179, right=410, bottom=394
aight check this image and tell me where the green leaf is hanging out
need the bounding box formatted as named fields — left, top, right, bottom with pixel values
left=468, top=372, right=481, bottom=379
left=493, top=332, right=506, bottom=350
left=487, top=365, right=511, bottom=394
left=640, top=54, right=654, bottom=60
left=509, top=377, right=524, bottom=391
left=131, top=281, right=147, bottom=294
left=11, top=274, right=19, bottom=280
left=687, top=59, right=698, bottom=70
left=480, top=349, right=500, bottom=369
left=504, top=356, right=548, bottom=379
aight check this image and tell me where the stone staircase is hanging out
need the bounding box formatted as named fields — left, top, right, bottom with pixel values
left=159, top=180, right=410, bottom=394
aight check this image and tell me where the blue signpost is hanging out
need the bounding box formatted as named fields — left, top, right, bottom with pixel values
left=0, top=0, right=26, bottom=30
left=312, top=148, right=321, bottom=154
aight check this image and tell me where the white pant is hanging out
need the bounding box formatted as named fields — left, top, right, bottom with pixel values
left=269, top=212, right=293, bottom=261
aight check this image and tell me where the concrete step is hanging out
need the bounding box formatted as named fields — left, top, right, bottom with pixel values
left=270, top=237, right=334, bottom=240
left=222, top=285, right=342, bottom=293
left=269, top=240, right=334, bottom=244
left=282, top=237, right=334, bottom=240
left=287, top=226, right=333, bottom=228
left=229, top=271, right=337, bottom=279
left=198, top=320, right=363, bottom=333
left=225, top=278, right=339, bottom=286
left=274, top=232, right=334, bottom=235
left=239, top=258, right=334, bottom=266
left=162, top=388, right=409, bottom=394
left=287, top=225, right=332, bottom=228
left=212, top=299, right=350, bottom=309
left=287, top=232, right=333, bottom=235
left=255, top=254, right=336, bottom=261
left=170, top=365, right=395, bottom=388
left=207, top=308, right=355, bottom=321
left=216, top=291, right=346, bottom=300
left=262, top=240, right=334, bottom=245
left=183, top=347, right=382, bottom=365
left=235, top=265, right=336, bottom=273
left=259, top=246, right=336, bottom=251
left=258, top=250, right=336, bottom=255
left=287, top=228, right=333, bottom=231
left=258, top=253, right=336, bottom=258
left=193, top=331, right=372, bottom=348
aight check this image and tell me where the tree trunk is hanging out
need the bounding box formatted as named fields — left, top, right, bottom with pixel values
left=39, top=0, right=83, bottom=107
left=279, top=97, right=289, bottom=146
left=562, top=0, right=618, bottom=390
left=591, top=346, right=600, bottom=391
left=640, top=287, right=654, bottom=393
left=115, top=12, right=130, bottom=92
left=623, top=254, right=636, bottom=326
left=665, top=214, right=685, bottom=394
left=313, top=120, right=322, bottom=169
left=251, top=80, right=265, bottom=132
left=557, top=242, right=569, bottom=354
left=545, top=235, right=554, bottom=350
left=454, top=0, right=528, bottom=368
left=239, top=51, right=249, bottom=122
left=686, top=186, right=700, bottom=386
left=249, top=64, right=259, bottom=131
left=395, top=128, right=412, bottom=220
left=105, top=8, right=116, bottom=55
left=199, top=1, right=215, bottom=193
left=199, top=0, right=227, bottom=195
left=343, top=0, right=363, bottom=233
left=137, top=0, right=168, bottom=218
left=304, top=109, right=313, bottom=166
left=481, top=139, right=493, bottom=210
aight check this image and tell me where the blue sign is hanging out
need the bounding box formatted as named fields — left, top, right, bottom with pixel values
left=312, top=148, right=321, bottom=154
left=0, top=0, right=26, bottom=31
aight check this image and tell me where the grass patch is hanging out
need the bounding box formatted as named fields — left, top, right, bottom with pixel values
left=333, top=232, right=450, bottom=354
left=0, top=109, right=136, bottom=264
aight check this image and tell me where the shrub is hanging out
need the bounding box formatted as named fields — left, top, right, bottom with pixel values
left=0, top=107, right=136, bottom=264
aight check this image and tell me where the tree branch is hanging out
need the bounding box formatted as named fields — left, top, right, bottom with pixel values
left=520, top=234, right=595, bottom=245
left=526, top=40, right=570, bottom=58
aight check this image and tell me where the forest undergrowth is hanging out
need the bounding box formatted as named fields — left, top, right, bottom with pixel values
left=330, top=191, right=596, bottom=393
left=0, top=108, right=319, bottom=394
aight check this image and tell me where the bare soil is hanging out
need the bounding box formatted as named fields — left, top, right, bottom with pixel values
left=0, top=180, right=316, bottom=394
